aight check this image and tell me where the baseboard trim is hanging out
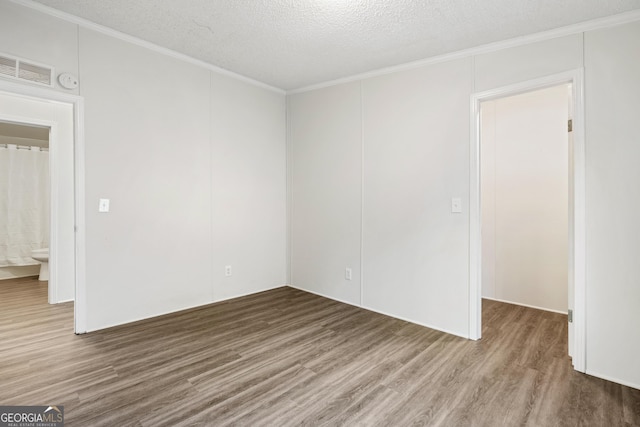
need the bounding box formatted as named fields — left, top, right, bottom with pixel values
left=85, top=284, right=289, bottom=333
left=586, top=370, right=640, bottom=391
left=287, top=284, right=469, bottom=339
left=212, top=284, right=287, bottom=305
left=482, top=296, right=567, bottom=315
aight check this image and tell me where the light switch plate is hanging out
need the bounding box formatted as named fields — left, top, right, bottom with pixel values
left=99, top=198, right=110, bottom=213
left=451, top=197, right=462, bottom=213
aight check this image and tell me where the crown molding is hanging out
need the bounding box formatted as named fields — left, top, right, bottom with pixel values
left=9, top=0, right=640, bottom=96
left=288, top=8, right=640, bottom=95
left=8, top=0, right=286, bottom=94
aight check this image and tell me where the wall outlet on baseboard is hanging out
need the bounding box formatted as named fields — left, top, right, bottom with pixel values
left=225, top=265, right=232, bottom=277
left=345, top=268, right=352, bottom=281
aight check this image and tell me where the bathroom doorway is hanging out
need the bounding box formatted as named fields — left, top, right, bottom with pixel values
left=0, top=82, right=86, bottom=334
left=0, top=121, right=51, bottom=285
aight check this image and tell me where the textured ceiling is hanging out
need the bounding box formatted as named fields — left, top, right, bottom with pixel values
left=29, top=0, right=640, bottom=90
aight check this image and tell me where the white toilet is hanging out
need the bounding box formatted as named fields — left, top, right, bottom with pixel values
left=31, top=248, right=49, bottom=281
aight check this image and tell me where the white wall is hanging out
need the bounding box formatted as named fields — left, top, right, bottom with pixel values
left=481, top=85, right=569, bottom=313
left=584, top=20, right=640, bottom=388
left=288, top=26, right=640, bottom=388
left=0, top=1, right=79, bottom=95
left=78, top=29, right=286, bottom=330
left=474, top=34, right=583, bottom=92
left=0, top=4, right=287, bottom=331
left=79, top=29, right=214, bottom=329
left=289, top=82, right=362, bottom=305
left=361, top=59, right=472, bottom=336
left=289, top=38, right=579, bottom=340
left=210, top=72, right=287, bottom=302
left=289, top=59, right=472, bottom=337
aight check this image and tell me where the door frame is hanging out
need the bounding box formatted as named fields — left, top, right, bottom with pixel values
left=469, top=69, right=586, bottom=372
left=0, top=79, right=86, bottom=334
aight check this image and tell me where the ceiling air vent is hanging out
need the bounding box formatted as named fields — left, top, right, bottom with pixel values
left=0, top=53, right=53, bottom=87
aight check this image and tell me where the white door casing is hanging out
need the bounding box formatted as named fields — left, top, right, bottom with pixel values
left=0, top=79, right=86, bottom=334
left=469, top=69, right=586, bottom=372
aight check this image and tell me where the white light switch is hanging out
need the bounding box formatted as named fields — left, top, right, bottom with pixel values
left=451, top=197, right=462, bottom=213
left=99, top=198, right=110, bottom=213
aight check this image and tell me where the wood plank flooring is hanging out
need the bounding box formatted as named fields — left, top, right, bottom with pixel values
left=1, top=277, right=639, bottom=426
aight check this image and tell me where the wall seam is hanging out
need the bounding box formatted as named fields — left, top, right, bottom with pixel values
left=209, top=72, right=214, bottom=302
left=492, top=101, right=497, bottom=299
left=286, top=96, right=292, bottom=286
left=359, top=80, right=364, bottom=307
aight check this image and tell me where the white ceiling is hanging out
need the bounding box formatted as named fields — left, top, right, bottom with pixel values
left=29, top=0, right=640, bottom=90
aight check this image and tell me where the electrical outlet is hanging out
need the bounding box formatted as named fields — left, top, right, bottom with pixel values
left=345, top=268, right=352, bottom=281
left=225, top=265, right=232, bottom=277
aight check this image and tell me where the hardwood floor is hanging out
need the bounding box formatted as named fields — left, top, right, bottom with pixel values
left=1, top=277, right=638, bottom=426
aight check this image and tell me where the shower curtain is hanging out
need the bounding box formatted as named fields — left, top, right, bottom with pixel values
left=0, top=144, right=49, bottom=266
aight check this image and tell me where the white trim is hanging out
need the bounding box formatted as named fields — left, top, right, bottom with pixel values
left=469, top=69, right=586, bottom=372
left=285, top=98, right=294, bottom=286
left=288, top=9, right=640, bottom=95
left=469, top=92, right=481, bottom=340
left=0, top=79, right=87, bottom=334
left=8, top=0, right=285, bottom=95
left=586, top=370, right=640, bottom=391
left=285, top=96, right=292, bottom=287
left=287, top=284, right=469, bottom=339
left=482, top=296, right=568, bottom=315
left=359, top=81, right=365, bottom=306
left=48, top=121, right=58, bottom=303
left=86, top=284, right=289, bottom=333
left=74, top=96, right=87, bottom=335
left=571, top=70, right=587, bottom=374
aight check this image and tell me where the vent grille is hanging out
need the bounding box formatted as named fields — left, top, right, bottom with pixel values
left=0, top=56, right=17, bottom=78
left=0, top=53, right=53, bottom=87
left=18, top=61, right=51, bottom=85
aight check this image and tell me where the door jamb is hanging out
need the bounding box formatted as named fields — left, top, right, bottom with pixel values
left=468, top=69, right=586, bottom=372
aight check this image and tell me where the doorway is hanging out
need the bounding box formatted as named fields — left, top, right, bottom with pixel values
left=0, top=121, right=51, bottom=285
left=469, top=70, right=586, bottom=372
left=0, top=80, right=86, bottom=334
left=480, top=84, right=570, bottom=313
